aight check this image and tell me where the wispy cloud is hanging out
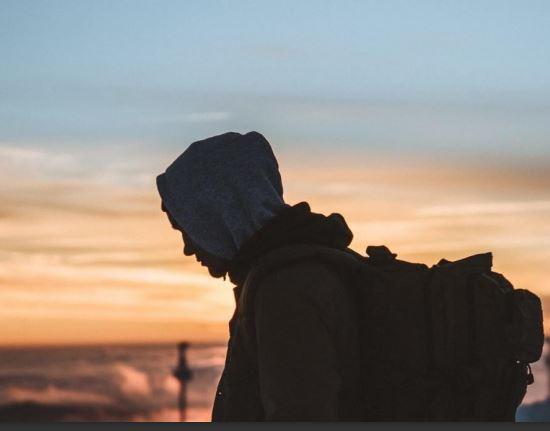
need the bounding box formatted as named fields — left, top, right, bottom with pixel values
left=418, top=200, right=550, bottom=217
left=0, top=143, right=161, bottom=187
left=6, top=385, right=112, bottom=406
left=153, top=111, right=231, bottom=124
left=0, top=145, right=74, bottom=169
left=184, top=111, right=230, bottom=122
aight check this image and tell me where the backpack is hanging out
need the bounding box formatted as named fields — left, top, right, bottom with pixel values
left=352, top=244, right=544, bottom=421
left=241, top=243, right=545, bottom=421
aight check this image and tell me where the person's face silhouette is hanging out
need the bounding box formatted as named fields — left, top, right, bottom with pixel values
left=161, top=203, right=229, bottom=278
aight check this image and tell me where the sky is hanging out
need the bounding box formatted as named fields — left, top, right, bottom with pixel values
left=1, top=0, right=549, bottom=345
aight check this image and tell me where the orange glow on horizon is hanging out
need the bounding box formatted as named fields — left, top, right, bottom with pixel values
left=1, top=152, right=549, bottom=345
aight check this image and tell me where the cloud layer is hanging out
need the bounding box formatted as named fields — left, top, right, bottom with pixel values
left=1, top=145, right=550, bottom=345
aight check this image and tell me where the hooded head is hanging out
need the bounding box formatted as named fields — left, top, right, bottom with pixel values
left=156, top=131, right=286, bottom=267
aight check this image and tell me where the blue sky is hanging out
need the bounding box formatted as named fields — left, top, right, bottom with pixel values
left=1, top=0, right=549, bottom=160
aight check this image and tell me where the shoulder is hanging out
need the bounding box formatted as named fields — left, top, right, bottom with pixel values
left=261, top=258, right=343, bottom=292
left=249, top=259, right=344, bottom=342
left=238, top=244, right=357, bottom=317
left=254, top=258, right=344, bottom=316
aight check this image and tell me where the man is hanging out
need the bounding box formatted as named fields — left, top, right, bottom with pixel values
left=156, top=131, right=362, bottom=421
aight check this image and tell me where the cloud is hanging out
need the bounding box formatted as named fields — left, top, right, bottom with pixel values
left=0, top=257, right=222, bottom=289
left=417, top=200, right=550, bottom=217
left=2, top=148, right=550, bottom=345
left=0, top=142, right=165, bottom=187
left=162, top=376, right=179, bottom=396
left=114, top=364, right=151, bottom=397
left=0, top=145, right=75, bottom=172
left=5, top=385, right=111, bottom=405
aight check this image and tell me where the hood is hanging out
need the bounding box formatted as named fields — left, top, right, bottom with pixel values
left=156, top=131, right=286, bottom=261
left=228, top=201, right=354, bottom=285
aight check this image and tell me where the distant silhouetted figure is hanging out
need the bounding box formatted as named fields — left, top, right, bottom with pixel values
left=173, top=342, right=192, bottom=422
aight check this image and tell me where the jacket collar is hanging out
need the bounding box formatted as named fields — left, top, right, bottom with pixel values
left=228, top=201, right=353, bottom=286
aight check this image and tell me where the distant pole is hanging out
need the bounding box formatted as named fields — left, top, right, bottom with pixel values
left=173, top=342, right=193, bottom=422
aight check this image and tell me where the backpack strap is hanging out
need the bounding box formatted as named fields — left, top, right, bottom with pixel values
left=237, top=243, right=362, bottom=320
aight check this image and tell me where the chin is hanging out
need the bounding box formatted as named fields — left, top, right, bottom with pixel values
left=207, top=266, right=228, bottom=279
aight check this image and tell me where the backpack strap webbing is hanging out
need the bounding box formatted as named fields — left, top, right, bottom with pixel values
left=237, top=243, right=363, bottom=318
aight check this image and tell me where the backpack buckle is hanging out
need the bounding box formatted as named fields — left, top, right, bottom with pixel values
left=526, top=363, right=535, bottom=385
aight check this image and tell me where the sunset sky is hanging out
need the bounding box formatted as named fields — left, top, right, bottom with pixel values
left=1, top=0, right=549, bottom=345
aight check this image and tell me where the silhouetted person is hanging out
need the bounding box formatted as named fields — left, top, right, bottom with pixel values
left=156, top=132, right=360, bottom=421
left=173, top=342, right=192, bottom=421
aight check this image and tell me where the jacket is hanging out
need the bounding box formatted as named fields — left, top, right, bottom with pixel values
left=211, top=201, right=363, bottom=421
